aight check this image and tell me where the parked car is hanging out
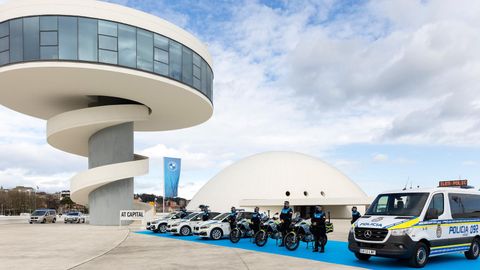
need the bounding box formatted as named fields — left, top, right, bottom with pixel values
left=167, top=212, right=220, bottom=236
left=64, top=212, right=85, bottom=223
left=193, top=212, right=230, bottom=240
left=30, top=209, right=56, bottom=224
left=147, top=211, right=192, bottom=233
left=193, top=211, right=254, bottom=240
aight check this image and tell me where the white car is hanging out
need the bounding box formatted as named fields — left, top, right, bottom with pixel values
left=64, top=211, right=85, bottom=223
left=193, top=211, right=255, bottom=240
left=167, top=211, right=220, bottom=236
left=193, top=213, right=231, bottom=240
left=147, top=211, right=191, bottom=233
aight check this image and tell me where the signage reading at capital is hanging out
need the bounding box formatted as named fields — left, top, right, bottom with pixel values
left=120, top=210, right=145, bottom=221
left=439, top=180, right=468, bottom=187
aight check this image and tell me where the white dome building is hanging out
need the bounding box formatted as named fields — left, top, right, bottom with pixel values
left=188, top=152, right=371, bottom=218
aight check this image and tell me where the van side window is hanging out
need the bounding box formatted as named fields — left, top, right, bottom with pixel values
left=449, top=193, right=480, bottom=219
left=427, top=193, right=444, bottom=216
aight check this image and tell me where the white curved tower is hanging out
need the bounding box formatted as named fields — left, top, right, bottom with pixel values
left=0, top=0, right=213, bottom=225
left=188, top=152, right=370, bottom=218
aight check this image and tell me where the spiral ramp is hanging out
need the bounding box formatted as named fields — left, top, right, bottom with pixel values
left=47, top=104, right=152, bottom=225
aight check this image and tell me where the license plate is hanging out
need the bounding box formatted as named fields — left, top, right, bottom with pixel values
left=360, top=249, right=376, bottom=255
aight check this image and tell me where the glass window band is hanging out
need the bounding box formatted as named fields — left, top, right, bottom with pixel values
left=0, top=15, right=213, bottom=102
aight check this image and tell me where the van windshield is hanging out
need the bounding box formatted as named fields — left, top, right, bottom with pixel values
left=32, top=210, right=46, bottom=216
left=366, top=192, right=429, bottom=217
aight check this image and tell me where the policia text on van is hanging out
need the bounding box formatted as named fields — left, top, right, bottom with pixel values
left=348, top=182, right=480, bottom=268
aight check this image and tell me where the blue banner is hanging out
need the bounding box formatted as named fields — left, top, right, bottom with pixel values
left=164, top=157, right=181, bottom=198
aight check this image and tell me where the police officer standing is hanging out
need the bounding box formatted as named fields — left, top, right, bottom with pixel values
left=251, top=207, right=262, bottom=234
left=201, top=205, right=210, bottom=221
left=351, top=206, right=361, bottom=224
left=228, top=206, right=238, bottom=230
left=311, top=205, right=327, bottom=253
left=279, top=201, right=293, bottom=247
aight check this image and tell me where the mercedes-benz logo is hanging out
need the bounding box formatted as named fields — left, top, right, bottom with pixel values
left=364, top=230, right=373, bottom=239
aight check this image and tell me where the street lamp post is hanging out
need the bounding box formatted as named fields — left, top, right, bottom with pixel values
left=33, top=186, right=38, bottom=211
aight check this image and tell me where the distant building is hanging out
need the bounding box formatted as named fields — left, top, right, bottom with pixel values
left=61, top=190, right=70, bottom=199
left=10, top=186, right=34, bottom=194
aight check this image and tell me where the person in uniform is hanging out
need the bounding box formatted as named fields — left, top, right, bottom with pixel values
left=351, top=206, right=361, bottom=224
left=251, top=206, right=262, bottom=234
left=228, top=206, right=238, bottom=230
left=311, top=205, right=327, bottom=253
left=279, top=201, right=293, bottom=247
left=201, top=206, right=210, bottom=221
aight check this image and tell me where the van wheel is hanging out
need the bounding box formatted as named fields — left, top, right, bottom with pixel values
left=42, top=219, right=46, bottom=224
left=409, top=242, right=429, bottom=268
left=465, top=238, right=480, bottom=260
left=52, top=218, right=56, bottom=223
left=355, top=252, right=371, bottom=261
left=210, top=228, right=223, bottom=240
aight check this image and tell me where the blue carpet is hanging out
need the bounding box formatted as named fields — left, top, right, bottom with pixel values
left=136, top=230, right=480, bottom=270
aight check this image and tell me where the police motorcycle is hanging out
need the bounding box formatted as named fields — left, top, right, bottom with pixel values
left=229, top=218, right=255, bottom=243
left=254, top=214, right=284, bottom=247
left=284, top=212, right=334, bottom=251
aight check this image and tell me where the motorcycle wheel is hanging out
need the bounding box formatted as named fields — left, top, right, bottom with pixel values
left=229, top=228, right=241, bottom=243
left=255, top=230, right=268, bottom=247
left=284, top=232, right=300, bottom=251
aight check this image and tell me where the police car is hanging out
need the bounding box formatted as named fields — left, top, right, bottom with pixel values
left=193, top=211, right=254, bottom=240
left=147, top=211, right=192, bottom=233
left=166, top=211, right=220, bottom=236
left=348, top=180, right=480, bottom=268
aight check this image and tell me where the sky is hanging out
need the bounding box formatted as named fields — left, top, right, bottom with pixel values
left=1, top=0, right=480, bottom=199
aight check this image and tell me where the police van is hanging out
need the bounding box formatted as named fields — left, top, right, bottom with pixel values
left=348, top=180, right=480, bottom=268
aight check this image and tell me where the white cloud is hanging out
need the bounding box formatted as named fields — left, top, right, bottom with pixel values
left=0, top=167, right=74, bottom=192
left=373, top=153, right=389, bottom=162
left=139, top=144, right=213, bottom=171
left=462, top=161, right=478, bottom=166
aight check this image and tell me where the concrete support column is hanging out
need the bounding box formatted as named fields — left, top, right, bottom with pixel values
left=88, top=122, right=134, bottom=225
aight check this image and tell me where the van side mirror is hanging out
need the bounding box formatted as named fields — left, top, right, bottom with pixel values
left=425, top=208, right=439, bottom=220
